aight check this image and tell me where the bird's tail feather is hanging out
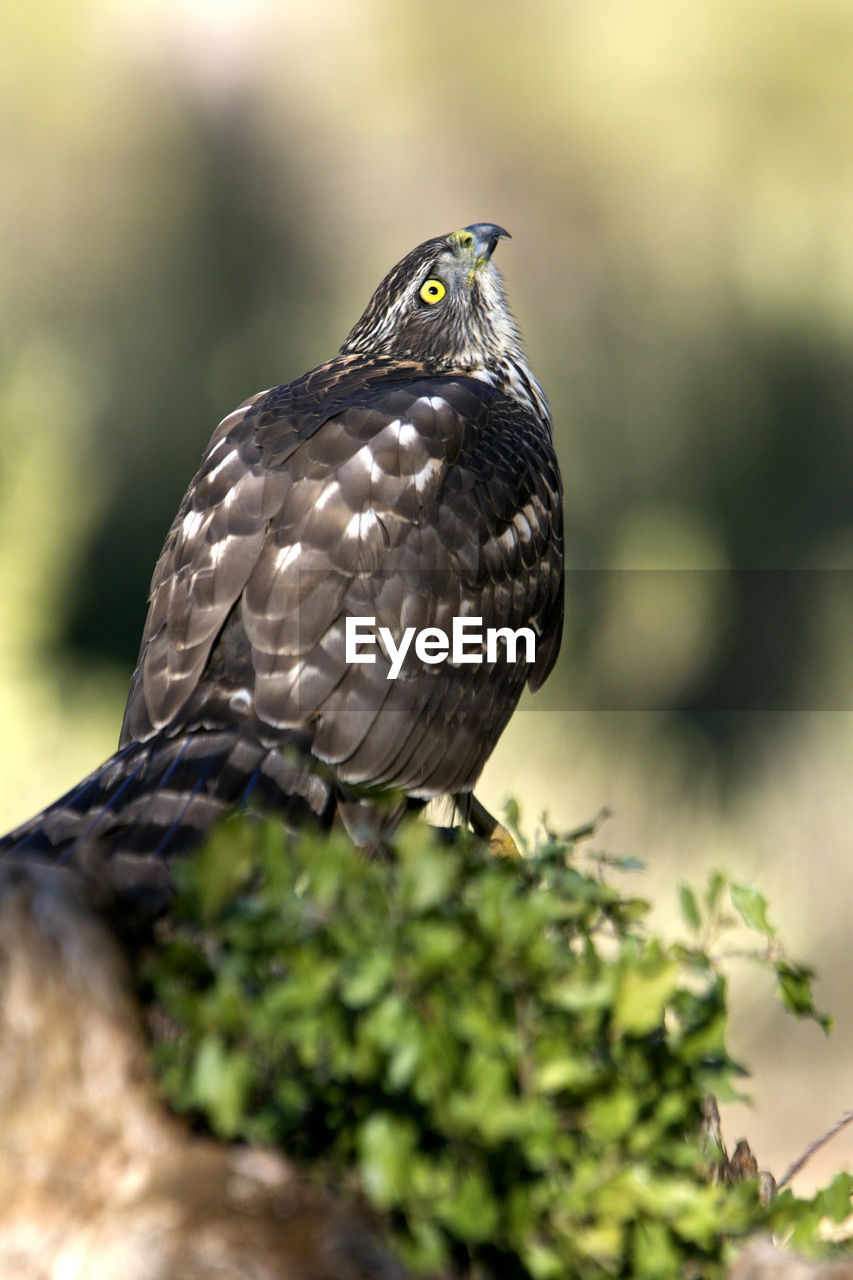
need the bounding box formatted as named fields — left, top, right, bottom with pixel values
left=0, top=730, right=337, bottom=911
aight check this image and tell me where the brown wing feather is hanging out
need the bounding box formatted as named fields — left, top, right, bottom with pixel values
left=121, top=357, right=563, bottom=799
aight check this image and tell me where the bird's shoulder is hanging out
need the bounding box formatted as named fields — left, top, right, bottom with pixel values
left=246, top=354, right=536, bottom=459
left=177, top=353, right=552, bottom=523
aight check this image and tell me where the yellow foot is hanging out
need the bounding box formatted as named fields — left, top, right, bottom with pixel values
left=466, top=794, right=521, bottom=858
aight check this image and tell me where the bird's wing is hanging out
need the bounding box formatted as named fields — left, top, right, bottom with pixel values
left=121, top=359, right=563, bottom=796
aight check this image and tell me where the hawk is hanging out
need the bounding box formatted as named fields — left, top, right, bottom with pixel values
left=1, top=224, right=564, bottom=904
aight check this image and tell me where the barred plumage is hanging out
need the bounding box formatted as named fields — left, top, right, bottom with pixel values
left=1, top=224, right=564, bottom=907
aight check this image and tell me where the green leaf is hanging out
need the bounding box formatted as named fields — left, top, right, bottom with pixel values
left=704, top=870, right=726, bottom=914
left=679, top=884, right=701, bottom=932
left=613, top=957, right=680, bottom=1036
left=358, top=1113, right=417, bottom=1208
left=340, top=951, right=394, bottom=1007
left=776, top=959, right=832, bottom=1032
left=614, top=855, right=647, bottom=873
left=587, top=1086, right=639, bottom=1140
left=395, top=824, right=459, bottom=911
left=535, top=1055, right=596, bottom=1093
left=184, top=822, right=255, bottom=921
left=632, top=1219, right=682, bottom=1278
left=523, top=1240, right=566, bottom=1280
left=818, top=1170, right=853, bottom=1222
left=730, top=882, right=776, bottom=938
left=188, top=1035, right=254, bottom=1136
left=435, top=1168, right=498, bottom=1239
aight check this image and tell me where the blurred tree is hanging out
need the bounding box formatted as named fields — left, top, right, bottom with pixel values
left=2, top=0, right=853, bottom=793
left=61, top=98, right=321, bottom=669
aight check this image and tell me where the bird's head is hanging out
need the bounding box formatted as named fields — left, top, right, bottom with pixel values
left=341, top=223, right=529, bottom=379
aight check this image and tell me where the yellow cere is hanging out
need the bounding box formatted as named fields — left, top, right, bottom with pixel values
left=419, top=278, right=446, bottom=304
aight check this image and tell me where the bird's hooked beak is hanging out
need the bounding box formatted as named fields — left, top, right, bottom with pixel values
left=451, top=222, right=511, bottom=284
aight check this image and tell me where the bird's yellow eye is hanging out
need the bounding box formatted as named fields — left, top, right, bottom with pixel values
left=419, top=278, right=446, bottom=305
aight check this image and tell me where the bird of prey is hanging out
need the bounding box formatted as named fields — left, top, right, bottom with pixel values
left=0, top=224, right=564, bottom=905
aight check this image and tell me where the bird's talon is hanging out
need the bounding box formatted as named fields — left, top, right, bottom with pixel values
left=466, top=794, right=522, bottom=858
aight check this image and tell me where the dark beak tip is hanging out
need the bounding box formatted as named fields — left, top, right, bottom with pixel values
left=462, top=222, right=512, bottom=258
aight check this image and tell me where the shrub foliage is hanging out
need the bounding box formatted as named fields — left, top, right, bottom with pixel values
left=143, top=809, right=852, bottom=1278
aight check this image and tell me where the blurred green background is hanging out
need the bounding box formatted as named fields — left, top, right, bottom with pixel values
left=2, top=0, right=852, bottom=1189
